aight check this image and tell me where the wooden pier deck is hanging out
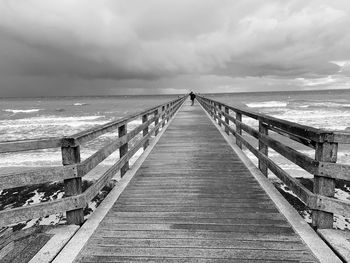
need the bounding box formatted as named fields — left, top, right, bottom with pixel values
left=72, top=103, right=322, bottom=262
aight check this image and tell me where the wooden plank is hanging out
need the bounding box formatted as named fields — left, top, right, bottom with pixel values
left=333, top=131, right=350, bottom=144
left=268, top=126, right=316, bottom=149
left=88, top=237, right=306, bottom=250
left=0, top=138, right=62, bottom=153
left=0, top=165, right=77, bottom=189
left=318, top=229, right=350, bottom=262
left=0, top=227, right=12, bottom=249
left=316, top=195, right=350, bottom=218
left=318, top=162, right=350, bottom=180
left=78, top=247, right=316, bottom=261
left=90, top=229, right=301, bottom=241
left=0, top=194, right=85, bottom=227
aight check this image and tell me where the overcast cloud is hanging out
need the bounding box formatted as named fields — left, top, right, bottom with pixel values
left=1, top=0, right=350, bottom=96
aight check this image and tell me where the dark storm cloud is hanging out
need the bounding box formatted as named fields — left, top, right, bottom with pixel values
left=1, top=0, right=350, bottom=95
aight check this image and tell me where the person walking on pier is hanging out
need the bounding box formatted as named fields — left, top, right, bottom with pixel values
left=189, top=92, right=196, bottom=106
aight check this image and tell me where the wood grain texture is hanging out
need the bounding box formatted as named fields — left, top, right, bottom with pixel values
left=75, top=104, right=318, bottom=263
left=312, top=142, right=337, bottom=229
left=62, top=145, right=84, bottom=225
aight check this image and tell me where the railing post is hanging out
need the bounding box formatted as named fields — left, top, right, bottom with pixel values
left=118, top=124, right=129, bottom=177
left=258, top=121, right=268, bottom=177
left=61, top=145, right=84, bottom=225
left=166, top=104, right=170, bottom=122
left=218, top=105, right=222, bottom=126
left=208, top=101, right=213, bottom=116
left=213, top=102, right=217, bottom=121
left=236, top=112, right=242, bottom=149
left=312, top=142, right=337, bottom=229
left=142, top=114, right=149, bottom=150
left=170, top=102, right=174, bottom=117
left=154, top=109, right=159, bottom=136
left=224, top=107, right=229, bottom=135
left=162, top=105, right=166, bottom=128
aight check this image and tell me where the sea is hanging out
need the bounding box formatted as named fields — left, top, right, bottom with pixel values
left=1, top=89, right=350, bottom=229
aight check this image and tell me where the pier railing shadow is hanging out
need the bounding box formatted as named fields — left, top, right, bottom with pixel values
left=197, top=95, right=350, bottom=230
left=0, top=96, right=187, bottom=227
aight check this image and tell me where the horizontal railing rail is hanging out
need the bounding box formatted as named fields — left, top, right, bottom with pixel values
left=0, top=96, right=187, bottom=227
left=197, top=95, right=350, bottom=230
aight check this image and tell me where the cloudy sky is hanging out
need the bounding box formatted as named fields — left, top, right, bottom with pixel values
left=1, top=0, right=350, bottom=96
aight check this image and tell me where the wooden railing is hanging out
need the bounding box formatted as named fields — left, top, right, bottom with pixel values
left=197, top=95, right=350, bottom=229
left=0, top=96, right=187, bottom=227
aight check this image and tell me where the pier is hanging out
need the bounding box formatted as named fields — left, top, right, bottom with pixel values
left=1, top=95, right=350, bottom=262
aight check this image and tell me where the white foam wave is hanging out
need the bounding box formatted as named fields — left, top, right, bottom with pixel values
left=308, top=102, right=350, bottom=108
left=246, top=101, right=287, bottom=108
left=3, top=109, right=41, bottom=113
left=272, top=110, right=350, bottom=131
left=73, top=103, right=88, bottom=106
left=0, top=115, right=106, bottom=128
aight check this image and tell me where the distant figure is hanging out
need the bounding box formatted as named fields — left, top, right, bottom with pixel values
left=189, top=92, right=196, bottom=106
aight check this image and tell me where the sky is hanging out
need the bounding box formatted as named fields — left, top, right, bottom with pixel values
left=1, top=0, right=350, bottom=97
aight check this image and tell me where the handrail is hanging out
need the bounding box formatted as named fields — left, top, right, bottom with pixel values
left=197, top=95, right=350, bottom=230
left=0, top=95, right=187, bottom=227
left=0, top=138, right=62, bottom=153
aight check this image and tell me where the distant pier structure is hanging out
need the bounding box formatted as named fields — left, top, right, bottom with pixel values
left=1, top=95, right=350, bottom=262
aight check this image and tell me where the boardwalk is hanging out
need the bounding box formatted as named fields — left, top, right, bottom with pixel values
left=71, top=103, right=321, bottom=262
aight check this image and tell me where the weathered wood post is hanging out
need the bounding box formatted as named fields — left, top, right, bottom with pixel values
left=236, top=112, right=242, bottom=149
left=154, top=109, right=159, bottom=136
left=208, top=100, right=212, bottom=115
left=142, top=114, right=149, bottom=150
left=118, top=124, right=129, bottom=177
left=207, top=101, right=211, bottom=116
left=224, top=107, right=230, bottom=135
left=312, top=141, right=337, bottom=229
left=170, top=102, right=174, bottom=117
left=162, top=105, right=166, bottom=128
left=61, top=144, right=84, bottom=225
left=218, top=105, right=222, bottom=127
left=166, top=104, right=170, bottom=122
left=213, top=102, right=217, bottom=121
left=258, top=121, right=268, bottom=177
